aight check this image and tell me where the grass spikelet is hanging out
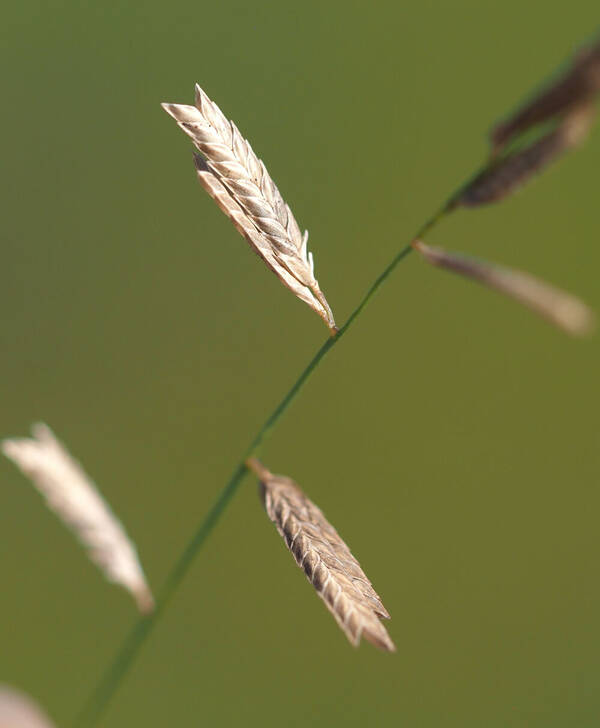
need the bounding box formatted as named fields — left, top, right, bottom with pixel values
left=459, top=104, right=596, bottom=206
left=413, top=239, right=594, bottom=335
left=2, top=424, right=154, bottom=613
left=0, top=686, right=55, bottom=728
left=491, top=37, right=600, bottom=154
left=247, top=458, right=395, bottom=652
left=162, top=86, right=337, bottom=334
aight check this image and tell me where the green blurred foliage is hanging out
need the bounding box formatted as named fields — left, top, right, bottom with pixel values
left=1, top=1, right=599, bottom=726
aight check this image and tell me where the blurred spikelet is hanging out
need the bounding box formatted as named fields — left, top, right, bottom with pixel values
left=413, top=239, right=594, bottom=335
left=456, top=37, right=599, bottom=207
left=162, top=86, right=337, bottom=333
left=2, top=424, right=154, bottom=613
left=0, top=686, right=55, bottom=728
left=460, top=104, right=596, bottom=206
left=491, top=37, right=600, bottom=153
left=247, top=458, right=395, bottom=651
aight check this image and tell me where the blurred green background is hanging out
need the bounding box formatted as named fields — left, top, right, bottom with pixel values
left=2, top=1, right=599, bottom=726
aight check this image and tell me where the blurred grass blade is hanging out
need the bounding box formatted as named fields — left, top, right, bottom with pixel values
left=413, top=240, right=594, bottom=335
left=2, top=424, right=154, bottom=613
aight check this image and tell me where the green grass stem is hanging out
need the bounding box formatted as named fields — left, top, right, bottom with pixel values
left=73, top=197, right=458, bottom=728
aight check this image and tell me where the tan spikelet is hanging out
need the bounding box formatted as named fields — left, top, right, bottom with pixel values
left=2, top=424, right=154, bottom=613
left=413, top=240, right=594, bottom=336
left=459, top=104, right=596, bottom=206
left=0, top=686, right=55, bottom=728
left=161, top=86, right=337, bottom=334
left=491, top=37, right=600, bottom=154
left=247, top=458, right=395, bottom=652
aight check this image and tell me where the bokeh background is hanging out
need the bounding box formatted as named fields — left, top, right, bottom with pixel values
left=2, top=1, right=599, bottom=726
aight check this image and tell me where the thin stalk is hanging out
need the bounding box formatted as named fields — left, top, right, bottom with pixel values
left=73, top=196, right=458, bottom=728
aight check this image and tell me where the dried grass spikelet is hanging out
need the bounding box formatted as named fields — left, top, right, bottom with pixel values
left=247, top=458, right=395, bottom=651
left=162, top=86, right=337, bottom=334
left=459, top=103, right=596, bottom=207
left=2, top=424, right=154, bottom=613
left=413, top=239, right=594, bottom=336
left=491, top=37, right=600, bottom=154
left=0, top=686, right=55, bottom=728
